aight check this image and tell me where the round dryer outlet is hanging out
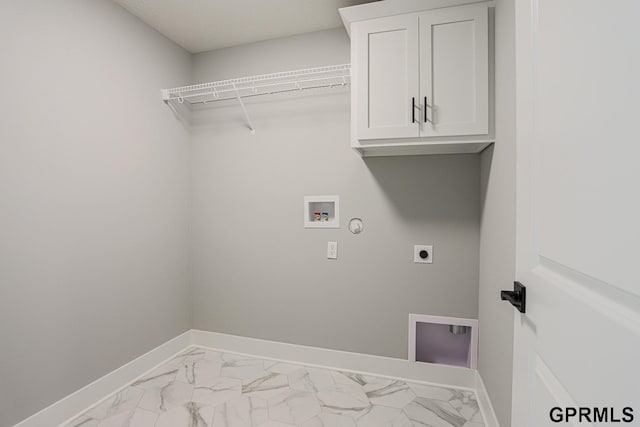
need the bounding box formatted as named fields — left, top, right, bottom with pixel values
left=414, top=245, right=433, bottom=264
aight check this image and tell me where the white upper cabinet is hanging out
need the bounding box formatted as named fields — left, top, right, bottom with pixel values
left=347, top=3, right=492, bottom=156
left=354, top=14, right=419, bottom=140
left=420, top=6, right=488, bottom=138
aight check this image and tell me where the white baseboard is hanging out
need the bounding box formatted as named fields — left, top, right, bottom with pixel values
left=191, top=329, right=476, bottom=390
left=14, top=329, right=493, bottom=427
left=475, top=370, right=501, bottom=427
left=13, top=330, right=193, bottom=427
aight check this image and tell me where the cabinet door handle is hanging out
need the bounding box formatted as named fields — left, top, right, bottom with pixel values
left=424, top=96, right=428, bottom=123
left=412, top=97, right=416, bottom=123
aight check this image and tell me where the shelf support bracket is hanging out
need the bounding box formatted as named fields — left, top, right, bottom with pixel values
left=161, top=92, right=189, bottom=127
left=232, top=83, right=255, bottom=135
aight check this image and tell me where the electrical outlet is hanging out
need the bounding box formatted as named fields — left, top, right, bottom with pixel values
left=327, top=241, right=338, bottom=259
left=414, top=245, right=433, bottom=264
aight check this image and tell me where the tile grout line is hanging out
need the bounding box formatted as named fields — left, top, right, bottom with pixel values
left=62, top=345, right=485, bottom=427
left=57, top=346, right=192, bottom=427
left=190, top=344, right=478, bottom=393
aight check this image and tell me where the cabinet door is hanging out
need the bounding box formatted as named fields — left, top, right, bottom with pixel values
left=353, top=14, right=419, bottom=140
left=419, top=5, right=488, bottom=137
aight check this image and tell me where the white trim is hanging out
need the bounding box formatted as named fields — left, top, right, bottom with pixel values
left=191, top=329, right=475, bottom=390
left=15, top=330, right=493, bottom=426
left=13, top=331, right=193, bottom=427
left=475, top=371, right=501, bottom=427
left=408, top=313, right=479, bottom=369
left=339, top=0, right=494, bottom=36
left=354, top=141, right=492, bottom=157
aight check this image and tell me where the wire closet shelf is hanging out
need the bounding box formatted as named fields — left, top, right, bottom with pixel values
left=161, top=63, right=351, bottom=106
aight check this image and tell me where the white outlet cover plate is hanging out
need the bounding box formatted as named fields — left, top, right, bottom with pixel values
left=414, top=245, right=433, bottom=264
left=327, top=241, right=338, bottom=259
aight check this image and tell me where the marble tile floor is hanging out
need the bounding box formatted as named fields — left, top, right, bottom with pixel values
left=63, top=347, right=485, bottom=427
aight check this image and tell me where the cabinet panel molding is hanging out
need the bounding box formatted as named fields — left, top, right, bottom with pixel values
left=353, top=14, right=420, bottom=140
left=420, top=5, right=489, bottom=137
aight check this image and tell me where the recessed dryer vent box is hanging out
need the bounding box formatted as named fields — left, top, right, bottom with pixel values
left=408, top=314, right=478, bottom=369
left=304, top=195, right=340, bottom=228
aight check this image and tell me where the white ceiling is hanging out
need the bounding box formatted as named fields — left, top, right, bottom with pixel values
left=114, top=0, right=377, bottom=54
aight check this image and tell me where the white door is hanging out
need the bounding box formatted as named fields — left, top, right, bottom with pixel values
left=512, top=1, right=640, bottom=426
left=353, top=14, right=420, bottom=140
left=419, top=5, right=488, bottom=137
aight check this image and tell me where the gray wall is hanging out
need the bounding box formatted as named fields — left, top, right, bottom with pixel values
left=0, top=1, right=192, bottom=425
left=478, top=0, right=516, bottom=425
left=191, top=29, right=481, bottom=359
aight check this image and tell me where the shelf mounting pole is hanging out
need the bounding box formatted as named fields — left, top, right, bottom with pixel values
left=232, top=83, right=255, bottom=135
